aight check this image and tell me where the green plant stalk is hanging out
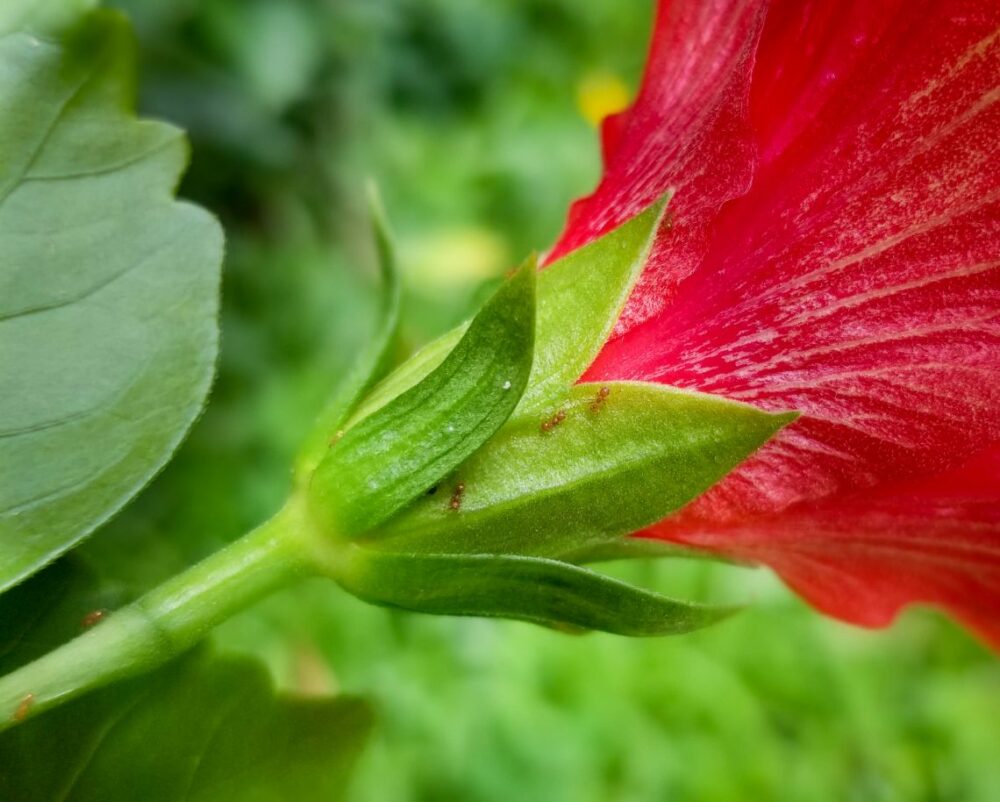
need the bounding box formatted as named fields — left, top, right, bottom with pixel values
left=0, top=498, right=328, bottom=731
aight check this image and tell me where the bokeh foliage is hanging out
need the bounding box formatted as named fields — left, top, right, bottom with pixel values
left=71, top=0, right=1000, bottom=799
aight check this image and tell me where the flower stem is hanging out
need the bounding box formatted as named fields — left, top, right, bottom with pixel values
left=0, top=497, right=324, bottom=730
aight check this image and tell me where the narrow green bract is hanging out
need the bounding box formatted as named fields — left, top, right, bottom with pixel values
left=0, top=14, right=223, bottom=593
left=338, top=548, right=735, bottom=636
left=295, top=187, right=402, bottom=481
left=308, top=260, right=536, bottom=537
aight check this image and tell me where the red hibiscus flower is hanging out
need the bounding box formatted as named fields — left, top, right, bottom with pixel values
left=551, top=1, right=1000, bottom=646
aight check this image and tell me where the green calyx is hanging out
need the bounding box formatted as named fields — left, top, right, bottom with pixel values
left=297, top=194, right=797, bottom=637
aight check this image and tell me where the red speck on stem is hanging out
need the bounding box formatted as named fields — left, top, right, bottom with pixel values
left=13, top=693, right=34, bottom=722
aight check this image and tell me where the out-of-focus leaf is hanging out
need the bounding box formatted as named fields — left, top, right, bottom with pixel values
left=308, top=260, right=535, bottom=537
left=0, top=0, right=96, bottom=36
left=0, top=650, right=372, bottom=802
left=0, top=560, right=373, bottom=802
left=0, top=13, right=223, bottom=592
left=0, top=559, right=128, bottom=673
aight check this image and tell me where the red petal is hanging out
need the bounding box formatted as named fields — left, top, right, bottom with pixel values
left=588, top=0, right=1000, bottom=504
left=559, top=1, right=1000, bottom=637
left=645, top=445, right=1000, bottom=649
left=547, top=0, right=767, bottom=334
left=749, top=1, right=906, bottom=169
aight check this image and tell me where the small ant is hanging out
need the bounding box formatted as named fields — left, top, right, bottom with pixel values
left=12, top=693, right=34, bottom=722
left=589, top=386, right=610, bottom=413
left=449, top=482, right=466, bottom=511
left=540, top=409, right=566, bottom=433
left=81, top=609, right=107, bottom=629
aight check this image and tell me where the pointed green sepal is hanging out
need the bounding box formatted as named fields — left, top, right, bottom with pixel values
left=308, top=259, right=536, bottom=537
left=367, top=382, right=796, bottom=559
left=335, top=547, right=736, bottom=636
left=517, top=192, right=670, bottom=414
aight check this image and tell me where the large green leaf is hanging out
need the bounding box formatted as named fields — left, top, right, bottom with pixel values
left=308, top=260, right=535, bottom=537
left=0, top=560, right=373, bottom=801
left=368, top=382, right=795, bottom=559
left=0, top=13, right=223, bottom=592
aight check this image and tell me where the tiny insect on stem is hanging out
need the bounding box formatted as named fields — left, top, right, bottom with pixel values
left=589, top=386, right=611, bottom=413
left=541, top=409, right=566, bottom=432
left=81, top=609, right=107, bottom=629
left=449, top=482, right=466, bottom=511
left=12, top=693, right=33, bottom=723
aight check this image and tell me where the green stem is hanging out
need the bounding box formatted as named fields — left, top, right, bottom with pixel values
left=0, top=498, right=327, bottom=730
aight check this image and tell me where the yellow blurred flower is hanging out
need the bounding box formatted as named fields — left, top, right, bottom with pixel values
left=576, top=71, right=631, bottom=126
left=404, top=226, right=510, bottom=290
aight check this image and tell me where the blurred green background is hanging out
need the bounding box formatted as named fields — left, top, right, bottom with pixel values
left=81, top=0, right=1000, bottom=799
